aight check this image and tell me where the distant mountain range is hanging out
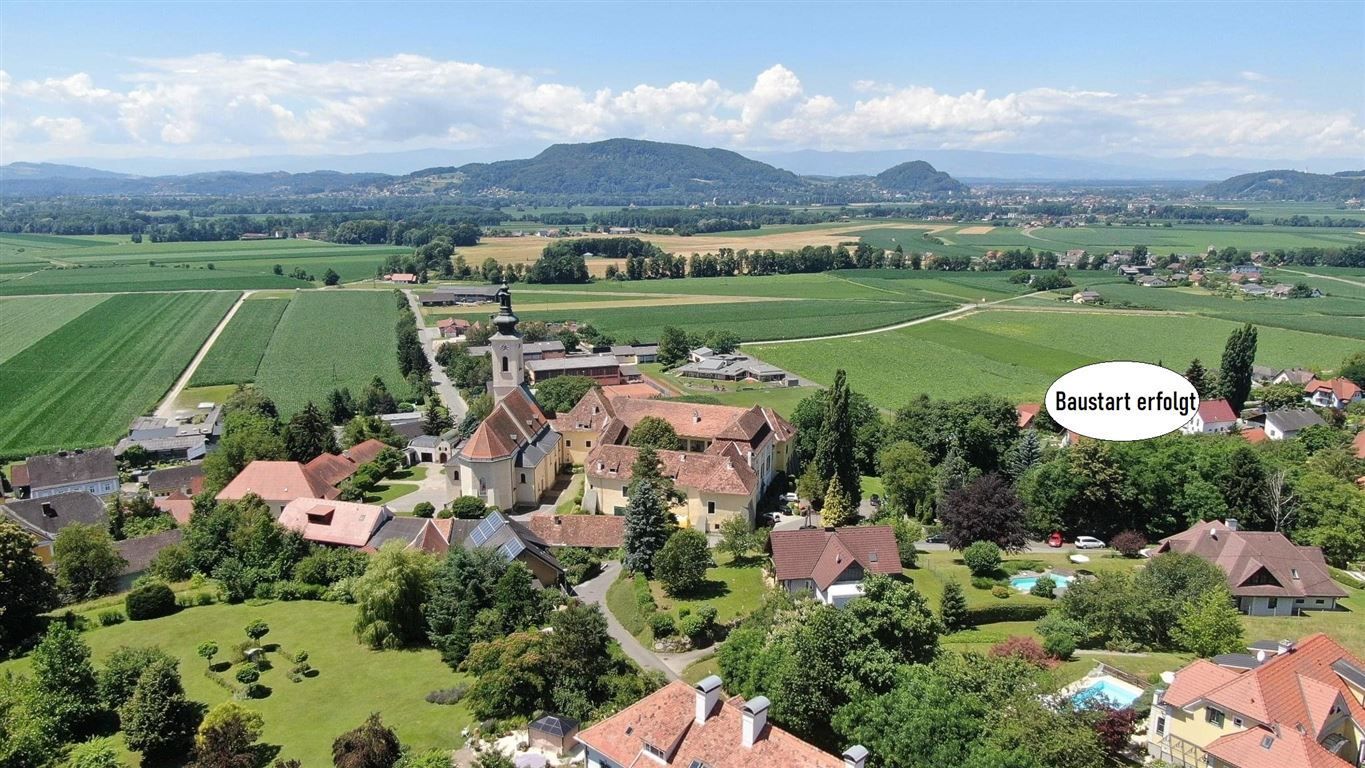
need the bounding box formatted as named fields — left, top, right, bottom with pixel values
left=1, top=139, right=1360, bottom=201
left=1201, top=169, right=1365, bottom=201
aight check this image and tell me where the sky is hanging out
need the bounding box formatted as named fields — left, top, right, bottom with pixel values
left=2, top=0, right=1363, bottom=169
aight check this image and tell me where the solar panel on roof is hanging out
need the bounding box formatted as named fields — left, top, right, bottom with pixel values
left=469, top=511, right=506, bottom=547
left=688, top=761, right=712, bottom=768
left=498, top=537, right=525, bottom=561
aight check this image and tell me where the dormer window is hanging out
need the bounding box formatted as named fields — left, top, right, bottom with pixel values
left=1291, top=568, right=1300, bottom=580
left=643, top=742, right=666, bottom=759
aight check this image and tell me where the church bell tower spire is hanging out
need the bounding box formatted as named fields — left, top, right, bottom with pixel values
left=489, top=281, right=523, bottom=402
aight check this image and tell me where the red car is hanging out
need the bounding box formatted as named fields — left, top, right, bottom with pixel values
left=1047, top=532, right=1064, bottom=548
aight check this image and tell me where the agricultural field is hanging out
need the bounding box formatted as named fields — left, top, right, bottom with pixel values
left=189, top=296, right=292, bottom=386
left=0, top=600, right=473, bottom=766
left=0, top=294, right=108, bottom=364
left=0, top=292, right=237, bottom=459
left=253, top=290, right=410, bottom=416
left=0, top=264, right=307, bottom=295
left=751, top=309, right=1363, bottom=409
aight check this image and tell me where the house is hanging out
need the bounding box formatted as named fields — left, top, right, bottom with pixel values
left=12, top=448, right=119, bottom=499
left=610, top=344, right=658, bottom=364
left=1060, top=249, right=1088, bottom=267
left=1303, top=378, right=1363, bottom=410
left=526, top=354, right=624, bottom=385
left=1273, top=368, right=1316, bottom=386
left=1251, top=365, right=1279, bottom=385
left=1240, top=283, right=1269, bottom=297
left=768, top=526, right=903, bottom=607
left=586, top=445, right=761, bottom=532
left=385, top=273, right=417, bottom=284
left=1262, top=409, right=1328, bottom=441
left=1071, top=290, right=1102, bottom=304
left=1154, top=520, right=1348, bottom=616
left=362, top=516, right=455, bottom=556
left=114, top=529, right=184, bottom=589
left=1230, top=264, right=1262, bottom=275
left=461, top=511, right=564, bottom=588
left=1138, top=276, right=1170, bottom=288
left=576, top=676, right=865, bottom=768
left=435, top=317, right=470, bottom=339
left=279, top=498, right=393, bottom=548
left=407, top=430, right=461, bottom=464
left=525, top=513, right=625, bottom=549
left=305, top=452, right=363, bottom=488
left=215, top=461, right=339, bottom=515
left=1016, top=402, right=1040, bottom=429
left=552, top=387, right=618, bottom=466
left=674, top=349, right=789, bottom=383
left=1181, top=399, right=1238, bottom=434
left=467, top=340, right=566, bottom=362
left=146, top=464, right=204, bottom=497
left=0, top=492, right=106, bottom=563
left=154, top=491, right=195, bottom=525
left=1145, top=634, right=1365, bottom=768
left=115, top=433, right=207, bottom=462
left=347, top=438, right=390, bottom=467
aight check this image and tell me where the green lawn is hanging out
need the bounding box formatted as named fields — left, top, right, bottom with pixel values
left=649, top=551, right=767, bottom=626
left=906, top=550, right=1146, bottom=612
left=682, top=654, right=721, bottom=685
left=0, top=601, right=473, bottom=766
left=0, top=292, right=238, bottom=459
left=189, top=296, right=292, bottom=386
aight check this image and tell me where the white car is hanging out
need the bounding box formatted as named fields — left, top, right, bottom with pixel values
left=781, top=492, right=799, bottom=503
left=1074, top=536, right=1106, bottom=549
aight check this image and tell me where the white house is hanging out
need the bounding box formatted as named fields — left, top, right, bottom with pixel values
left=1262, top=409, right=1327, bottom=441
left=1181, top=399, right=1239, bottom=434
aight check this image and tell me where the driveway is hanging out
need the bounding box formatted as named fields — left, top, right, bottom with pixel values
left=403, top=289, right=467, bottom=419
left=384, top=463, right=451, bottom=513
left=574, top=560, right=676, bottom=680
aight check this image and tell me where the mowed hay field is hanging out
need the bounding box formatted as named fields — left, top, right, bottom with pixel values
left=253, top=291, right=410, bottom=416
left=189, top=295, right=292, bottom=386
left=751, top=309, right=1364, bottom=408
left=0, top=292, right=238, bottom=458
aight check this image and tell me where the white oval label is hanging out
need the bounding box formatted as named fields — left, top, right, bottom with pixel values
left=1045, top=361, right=1201, bottom=442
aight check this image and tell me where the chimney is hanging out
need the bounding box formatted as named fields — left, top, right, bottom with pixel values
left=693, top=410, right=701, bottom=424
left=746, top=450, right=753, bottom=468
left=695, top=675, right=722, bottom=725
left=41, top=502, right=56, bottom=518
left=843, top=745, right=869, bottom=768
left=1225, top=518, right=1239, bottom=532
left=741, top=696, right=769, bottom=747
left=1277, top=639, right=1294, bottom=655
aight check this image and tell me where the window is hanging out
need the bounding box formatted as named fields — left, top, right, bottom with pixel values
left=1316, top=598, right=1325, bottom=605
left=1233, top=717, right=1243, bottom=728
left=1206, top=708, right=1225, bottom=727
left=520, top=473, right=526, bottom=483
left=586, top=440, right=593, bottom=448
left=1268, top=598, right=1278, bottom=610
left=1155, top=716, right=1166, bottom=735
left=566, top=440, right=572, bottom=447
left=707, top=501, right=715, bottom=516
left=643, top=743, right=666, bottom=759
left=1291, top=568, right=1300, bottom=580
left=501, top=356, right=509, bottom=372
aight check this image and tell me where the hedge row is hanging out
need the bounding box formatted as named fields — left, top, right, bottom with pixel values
left=965, top=603, right=1049, bottom=625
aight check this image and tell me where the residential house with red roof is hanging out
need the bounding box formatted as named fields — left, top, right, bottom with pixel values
left=577, top=676, right=866, bottom=768
left=525, top=513, right=625, bottom=549
left=768, top=526, right=903, bottom=606
left=1155, top=520, right=1348, bottom=616
left=279, top=498, right=393, bottom=548
left=1146, top=634, right=1365, bottom=768
left=1304, top=378, right=1364, bottom=410
left=1181, top=399, right=1239, bottom=434
left=215, top=460, right=339, bottom=515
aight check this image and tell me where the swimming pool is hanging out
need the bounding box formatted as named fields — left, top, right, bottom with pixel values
left=1009, top=572, right=1075, bottom=592
left=1071, top=677, right=1142, bottom=709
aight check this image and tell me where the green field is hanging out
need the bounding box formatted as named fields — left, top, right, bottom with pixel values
left=0, top=600, right=472, bottom=766
left=0, top=294, right=109, bottom=364
left=253, top=291, right=411, bottom=416
left=752, top=309, right=1363, bottom=408
left=189, top=297, right=292, bottom=386
left=0, top=292, right=237, bottom=459
left=0, top=264, right=307, bottom=295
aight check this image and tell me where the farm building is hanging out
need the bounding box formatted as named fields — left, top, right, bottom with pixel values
left=12, top=448, right=119, bottom=499
left=674, top=348, right=790, bottom=383
left=215, top=460, right=339, bottom=515
left=526, top=354, right=624, bottom=385
left=279, top=498, right=394, bottom=548
left=418, top=285, right=501, bottom=305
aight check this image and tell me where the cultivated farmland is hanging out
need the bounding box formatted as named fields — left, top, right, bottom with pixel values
left=0, top=294, right=108, bottom=364
left=0, top=292, right=238, bottom=458
left=189, top=296, right=292, bottom=386
left=253, top=290, right=410, bottom=416
left=0, top=264, right=307, bottom=295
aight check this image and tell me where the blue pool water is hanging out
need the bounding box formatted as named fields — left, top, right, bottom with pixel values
left=1071, top=678, right=1141, bottom=709
left=1009, top=572, right=1075, bottom=592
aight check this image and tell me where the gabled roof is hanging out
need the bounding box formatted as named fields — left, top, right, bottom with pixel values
left=363, top=516, right=450, bottom=554
left=155, top=491, right=195, bottom=525
left=1263, top=409, right=1327, bottom=434
left=279, top=498, right=393, bottom=548
left=114, top=529, right=184, bottom=576
left=215, top=461, right=339, bottom=503
left=146, top=464, right=204, bottom=494
left=1241, top=427, right=1270, bottom=445
left=1017, top=402, right=1040, bottom=428
left=525, top=513, right=625, bottom=549
left=1196, top=399, right=1237, bottom=424
left=575, top=680, right=845, bottom=768
left=611, top=398, right=767, bottom=441
left=345, top=438, right=390, bottom=466
left=460, top=387, right=551, bottom=461
left=586, top=444, right=759, bottom=497
left=551, top=387, right=616, bottom=433
left=1204, top=724, right=1346, bottom=768
left=1, top=491, right=107, bottom=541
left=305, top=453, right=359, bottom=487
left=1156, top=521, right=1346, bottom=600
left=1162, top=658, right=1243, bottom=708
left=1304, top=378, right=1362, bottom=401
left=24, top=448, right=117, bottom=489
left=769, top=526, right=903, bottom=590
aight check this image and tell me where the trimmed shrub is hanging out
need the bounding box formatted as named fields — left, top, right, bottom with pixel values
left=413, top=502, right=436, bottom=518
left=1044, top=633, right=1077, bottom=661
left=98, top=609, right=125, bottom=626
left=235, top=667, right=260, bottom=684
left=970, top=575, right=1000, bottom=591
left=633, top=573, right=658, bottom=613
left=962, top=541, right=1003, bottom=576
left=696, top=605, right=718, bottom=625
left=1030, top=575, right=1058, bottom=599
left=1112, top=530, right=1147, bottom=558
left=678, top=613, right=708, bottom=641
left=965, top=604, right=1049, bottom=625
left=991, top=585, right=1011, bottom=599
left=990, top=636, right=1057, bottom=669
left=649, top=614, right=677, bottom=638
left=125, top=582, right=177, bottom=620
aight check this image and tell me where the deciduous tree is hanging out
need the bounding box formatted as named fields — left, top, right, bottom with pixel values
left=353, top=543, right=435, bottom=649
left=941, top=474, right=1027, bottom=552
left=627, top=416, right=681, bottom=450
left=1172, top=587, right=1245, bottom=657
left=120, top=657, right=198, bottom=757
left=652, top=529, right=712, bottom=596
left=53, top=523, right=126, bottom=600
left=0, top=520, right=57, bottom=653
left=332, top=714, right=402, bottom=768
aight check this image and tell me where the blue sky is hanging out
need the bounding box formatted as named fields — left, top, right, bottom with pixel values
left=2, top=1, right=1362, bottom=165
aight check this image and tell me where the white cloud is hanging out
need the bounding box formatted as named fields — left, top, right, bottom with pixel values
left=1, top=55, right=1360, bottom=162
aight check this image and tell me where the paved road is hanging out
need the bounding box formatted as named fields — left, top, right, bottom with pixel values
left=1278, top=267, right=1365, bottom=289
left=574, top=560, right=677, bottom=680
left=403, top=289, right=467, bottom=419
left=154, top=290, right=252, bottom=418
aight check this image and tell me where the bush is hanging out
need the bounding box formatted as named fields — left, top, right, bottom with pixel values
left=970, top=575, right=1001, bottom=591
left=234, top=667, right=260, bottom=684
left=125, top=582, right=177, bottom=620
left=990, top=636, right=1056, bottom=669
left=425, top=684, right=470, bottom=705
left=1044, top=633, right=1076, bottom=661
left=649, top=614, right=677, bottom=638
left=1030, top=575, right=1058, bottom=599
left=449, top=496, right=490, bottom=519
left=678, top=613, right=708, bottom=641
left=98, top=609, right=125, bottom=626
left=632, top=574, right=658, bottom=613
left=964, top=604, right=1049, bottom=625
left=1111, top=530, right=1147, bottom=558
left=991, top=585, right=1011, bottom=599
left=413, top=502, right=436, bottom=518
left=695, top=605, right=718, bottom=625
left=652, top=529, right=713, bottom=597
left=195, top=591, right=215, bottom=606
left=150, top=543, right=193, bottom=582
left=962, top=541, right=1003, bottom=576
left=274, top=581, right=326, bottom=601
left=293, top=650, right=309, bottom=663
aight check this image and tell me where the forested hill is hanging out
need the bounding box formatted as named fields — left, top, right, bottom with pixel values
left=875, top=160, right=968, bottom=196
left=404, top=139, right=808, bottom=199
left=1203, top=169, right=1365, bottom=201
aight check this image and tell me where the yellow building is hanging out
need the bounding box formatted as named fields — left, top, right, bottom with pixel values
left=1147, top=634, right=1365, bottom=768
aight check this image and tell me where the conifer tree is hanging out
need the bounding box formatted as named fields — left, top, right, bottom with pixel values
left=1183, top=358, right=1211, bottom=398
left=939, top=579, right=969, bottom=632
left=821, top=474, right=858, bottom=528
left=813, top=369, right=861, bottom=508
left=283, top=401, right=338, bottom=462
left=623, top=480, right=674, bottom=575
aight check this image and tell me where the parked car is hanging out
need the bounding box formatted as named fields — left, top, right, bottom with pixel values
left=924, top=532, right=948, bottom=544
left=781, top=492, right=799, bottom=502
left=1074, top=536, right=1106, bottom=549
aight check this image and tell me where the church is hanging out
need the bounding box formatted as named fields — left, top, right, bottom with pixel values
left=449, top=284, right=796, bottom=531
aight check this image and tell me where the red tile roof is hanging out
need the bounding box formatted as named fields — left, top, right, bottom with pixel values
left=10, top=463, right=28, bottom=487
left=1204, top=724, right=1346, bottom=768
left=575, top=680, right=845, bottom=768
left=305, top=453, right=359, bottom=487
left=1353, top=430, right=1365, bottom=459
left=1303, top=377, right=1363, bottom=401
left=215, top=461, right=338, bottom=503
left=601, top=382, right=662, bottom=401
left=1156, top=521, right=1347, bottom=600
left=525, top=513, right=625, bottom=548
left=1017, top=402, right=1040, bottom=429
left=345, top=439, right=389, bottom=467
left=279, top=498, right=392, bottom=548
left=1197, top=398, right=1238, bottom=424
left=154, top=491, right=195, bottom=526
left=586, top=444, right=758, bottom=497
left=460, top=388, right=551, bottom=461
left=612, top=398, right=767, bottom=442
left=769, top=526, right=903, bottom=590
left=1161, top=659, right=1242, bottom=708
left=551, top=387, right=616, bottom=434
left=1241, top=427, right=1270, bottom=445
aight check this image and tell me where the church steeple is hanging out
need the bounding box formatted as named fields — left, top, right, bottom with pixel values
left=489, top=281, right=523, bottom=402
